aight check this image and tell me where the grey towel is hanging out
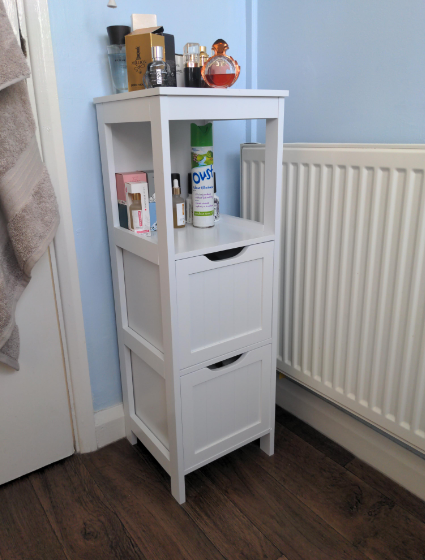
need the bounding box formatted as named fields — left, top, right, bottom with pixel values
left=0, top=0, right=60, bottom=369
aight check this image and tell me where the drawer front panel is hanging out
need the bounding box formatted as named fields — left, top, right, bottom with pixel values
left=176, top=242, right=274, bottom=369
left=181, top=345, right=272, bottom=472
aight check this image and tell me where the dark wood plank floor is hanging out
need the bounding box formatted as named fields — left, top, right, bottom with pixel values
left=1, top=405, right=424, bottom=560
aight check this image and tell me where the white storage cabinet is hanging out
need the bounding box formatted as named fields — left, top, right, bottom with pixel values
left=94, top=88, right=287, bottom=503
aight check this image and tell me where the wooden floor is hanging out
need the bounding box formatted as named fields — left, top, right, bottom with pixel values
left=1, top=406, right=425, bottom=560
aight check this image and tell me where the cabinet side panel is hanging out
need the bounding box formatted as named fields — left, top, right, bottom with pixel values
left=123, top=250, right=163, bottom=352
left=132, top=352, right=169, bottom=449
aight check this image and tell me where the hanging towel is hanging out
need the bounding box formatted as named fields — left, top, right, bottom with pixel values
left=0, top=0, right=60, bottom=370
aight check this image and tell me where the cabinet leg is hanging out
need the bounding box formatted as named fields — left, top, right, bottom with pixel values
left=171, top=472, right=186, bottom=504
left=126, top=429, right=137, bottom=445
left=260, top=431, right=274, bottom=456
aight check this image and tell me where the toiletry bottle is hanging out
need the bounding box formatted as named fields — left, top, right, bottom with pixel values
left=129, top=193, right=143, bottom=231
left=191, top=123, right=214, bottom=228
left=143, top=46, right=170, bottom=88
left=183, top=43, right=201, bottom=88
left=186, top=173, right=193, bottom=224
left=107, top=25, right=131, bottom=94
left=213, top=172, right=220, bottom=221
left=202, top=39, right=240, bottom=88
left=175, top=54, right=185, bottom=87
left=172, top=175, right=185, bottom=228
left=199, top=45, right=210, bottom=88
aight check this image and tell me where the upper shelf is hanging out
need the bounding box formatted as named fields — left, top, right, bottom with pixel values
left=95, top=88, right=288, bottom=123
left=93, top=88, right=289, bottom=105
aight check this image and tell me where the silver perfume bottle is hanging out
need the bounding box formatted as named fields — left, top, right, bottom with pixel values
left=143, top=46, right=170, bottom=88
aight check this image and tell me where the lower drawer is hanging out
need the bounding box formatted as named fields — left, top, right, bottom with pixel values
left=181, top=344, right=272, bottom=473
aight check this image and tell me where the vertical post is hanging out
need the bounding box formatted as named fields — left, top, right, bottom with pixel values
left=96, top=105, right=137, bottom=445
left=260, top=97, right=285, bottom=455
left=150, top=96, right=186, bottom=503
left=245, top=0, right=258, bottom=143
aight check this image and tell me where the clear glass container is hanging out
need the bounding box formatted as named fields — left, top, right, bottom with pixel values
left=107, top=45, right=128, bottom=94
left=143, top=46, right=170, bottom=88
left=201, top=39, right=240, bottom=89
left=183, top=43, right=201, bottom=88
left=107, top=25, right=130, bottom=94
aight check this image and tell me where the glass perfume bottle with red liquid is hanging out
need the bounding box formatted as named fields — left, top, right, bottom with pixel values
left=201, top=39, right=240, bottom=89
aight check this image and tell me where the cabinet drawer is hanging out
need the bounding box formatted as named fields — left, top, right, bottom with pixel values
left=176, top=242, right=274, bottom=369
left=181, top=345, right=272, bottom=472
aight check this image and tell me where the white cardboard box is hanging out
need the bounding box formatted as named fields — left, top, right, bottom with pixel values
left=131, top=14, right=158, bottom=31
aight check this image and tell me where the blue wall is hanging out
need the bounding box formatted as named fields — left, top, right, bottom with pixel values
left=48, top=0, right=247, bottom=411
left=257, top=0, right=425, bottom=143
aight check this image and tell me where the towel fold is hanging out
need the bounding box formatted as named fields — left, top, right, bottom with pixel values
left=0, top=0, right=60, bottom=370
left=0, top=2, right=30, bottom=90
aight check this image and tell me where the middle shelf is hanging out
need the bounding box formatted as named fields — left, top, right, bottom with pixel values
left=113, top=213, right=274, bottom=263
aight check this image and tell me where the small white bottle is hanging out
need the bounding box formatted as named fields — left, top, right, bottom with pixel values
left=186, top=173, right=193, bottom=224
left=171, top=174, right=185, bottom=229
left=214, top=172, right=220, bottom=222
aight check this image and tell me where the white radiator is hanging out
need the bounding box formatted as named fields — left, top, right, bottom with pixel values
left=241, top=143, right=425, bottom=454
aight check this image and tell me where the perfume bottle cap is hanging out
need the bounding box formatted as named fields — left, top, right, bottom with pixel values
left=132, top=193, right=141, bottom=201
left=187, top=173, right=192, bottom=194
left=171, top=173, right=180, bottom=187
left=213, top=38, right=229, bottom=53
left=184, top=43, right=200, bottom=66
left=107, top=25, right=131, bottom=46
left=152, top=45, right=164, bottom=60
left=199, top=46, right=208, bottom=66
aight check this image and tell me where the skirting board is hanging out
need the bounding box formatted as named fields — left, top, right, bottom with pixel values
left=94, top=404, right=125, bottom=449
left=276, top=376, right=425, bottom=502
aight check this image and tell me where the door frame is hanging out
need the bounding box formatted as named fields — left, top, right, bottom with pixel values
left=15, top=0, right=97, bottom=452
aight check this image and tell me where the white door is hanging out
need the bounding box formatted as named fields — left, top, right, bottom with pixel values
left=0, top=0, right=74, bottom=486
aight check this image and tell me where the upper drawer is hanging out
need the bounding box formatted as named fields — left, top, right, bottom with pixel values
left=176, top=242, right=274, bottom=369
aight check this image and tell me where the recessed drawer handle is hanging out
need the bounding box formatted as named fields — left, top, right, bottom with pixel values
left=207, top=353, right=245, bottom=370
left=205, top=247, right=245, bottom=261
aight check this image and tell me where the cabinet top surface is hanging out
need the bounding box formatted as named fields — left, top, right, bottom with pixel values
left=93, top=88, right=289, bottom=104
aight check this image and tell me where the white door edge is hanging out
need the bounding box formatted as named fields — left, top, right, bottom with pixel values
left=19, top=0, right=97, bottom=452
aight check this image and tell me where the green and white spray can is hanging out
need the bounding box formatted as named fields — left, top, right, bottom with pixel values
left=191, top=123, right=214, bottom=228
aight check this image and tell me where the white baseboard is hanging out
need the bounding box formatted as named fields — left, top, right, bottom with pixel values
left=94, top=404, right=125, bottom=449
left=276, top=377, right=425, bottom=502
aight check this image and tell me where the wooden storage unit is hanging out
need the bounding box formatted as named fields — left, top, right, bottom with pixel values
left=94, top=88, right=287, bottom=503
